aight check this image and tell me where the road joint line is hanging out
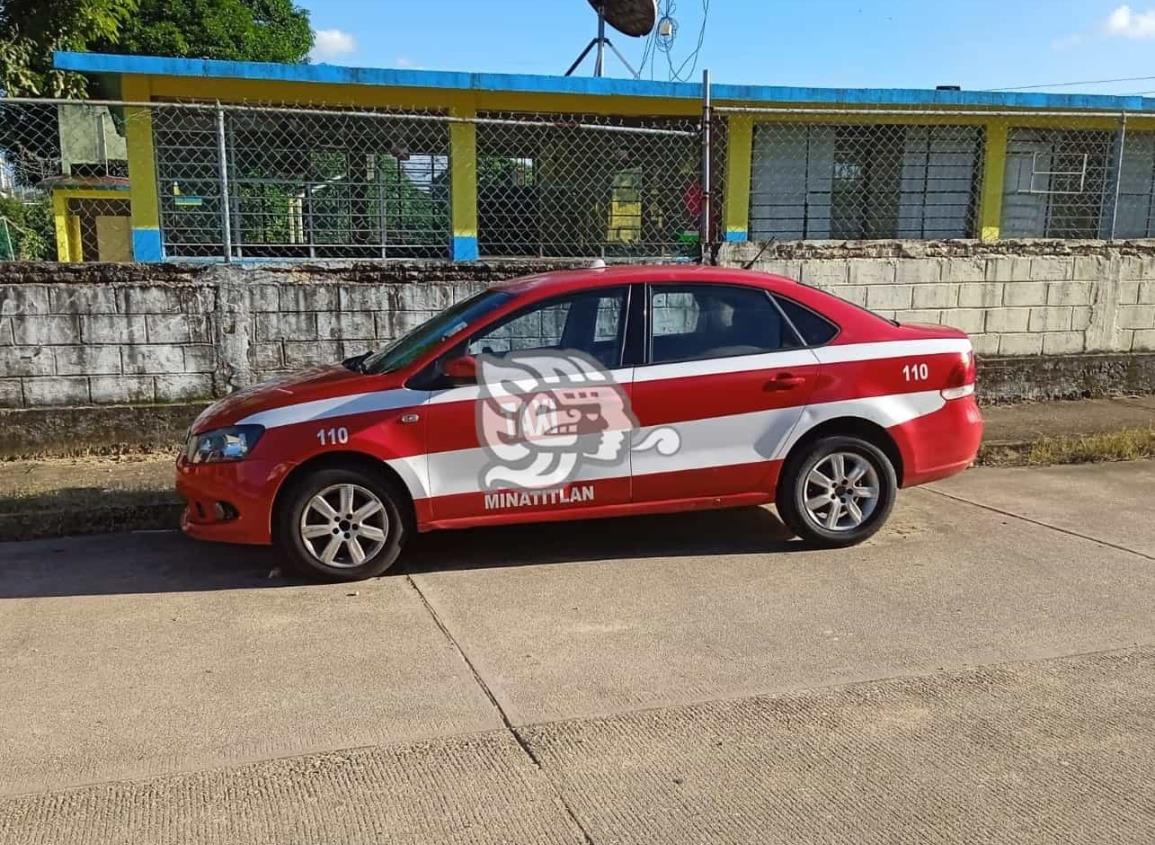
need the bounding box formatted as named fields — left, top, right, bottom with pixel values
left=404, top=574, right=597, bottom=845
left=922, top=485, right=1155, bottom=561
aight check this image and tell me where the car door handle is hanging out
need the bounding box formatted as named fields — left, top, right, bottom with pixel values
left=764, top=373, right=807, bottom=391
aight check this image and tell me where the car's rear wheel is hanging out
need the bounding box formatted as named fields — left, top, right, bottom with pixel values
left=776, top=435, right=897, bottom=547
left=275, top=466, right=407, bottom=581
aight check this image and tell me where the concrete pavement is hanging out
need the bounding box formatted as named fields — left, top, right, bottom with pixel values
left=1, top=461, right=1153, bottom=843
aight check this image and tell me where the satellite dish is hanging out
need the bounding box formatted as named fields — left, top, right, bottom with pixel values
left=588, top=0, right=657, bottom=38
left=566, top=0, right=657, bottom=78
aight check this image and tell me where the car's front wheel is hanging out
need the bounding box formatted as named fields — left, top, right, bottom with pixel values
left=275, top=466, right=408, bottom=581
left=776, top=435, right=897, bottom=547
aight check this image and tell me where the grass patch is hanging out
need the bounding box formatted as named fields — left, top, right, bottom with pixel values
left=980, top=427, right=1155, bottom=467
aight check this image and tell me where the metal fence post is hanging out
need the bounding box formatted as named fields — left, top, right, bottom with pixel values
left=700, top=68, right=712, bottom=262
left=216, top=103, right=233, bottom=261
left=1110, top=111, right=1128, bottom=240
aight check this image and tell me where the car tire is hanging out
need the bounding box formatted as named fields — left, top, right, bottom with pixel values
left=776, top=435, right=897, bottom=548
left=274, top=466, right=408, bottom=582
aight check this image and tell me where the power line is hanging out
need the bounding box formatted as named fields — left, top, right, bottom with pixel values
left=988, top=74, right=1155, bottom=92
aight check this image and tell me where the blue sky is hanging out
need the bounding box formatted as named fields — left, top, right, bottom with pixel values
left=299, top=1, right=1155, bottom=95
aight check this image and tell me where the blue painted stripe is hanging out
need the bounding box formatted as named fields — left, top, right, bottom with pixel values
left=53, top=50, right=1155, bottom=112
left=724, top=230, right=748, bottom=243
left=452, top=235, right=479, bottom=262
left=132, top=228, right=164, bottom=262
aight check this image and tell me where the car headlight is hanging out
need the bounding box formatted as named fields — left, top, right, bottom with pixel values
left=186, top=425, right=265, bottom=464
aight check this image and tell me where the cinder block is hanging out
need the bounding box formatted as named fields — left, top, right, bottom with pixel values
left=1046, top=281, right=1094, bottom=307
left=911, top=284, right=958, bottom=309
left=0, top=285, right=51, bottom=316
left=23, top=376, right=89, bottom=406
left=1120, top=282, right=1141, bottom=305
left=984, top=308, right=1030, bottom=333
left=1072, top=306, right=1093, bottom=330
left=1140, top=281, right=1155, bottom=304
left=279, top=284, right=340, bottom=312
left=998, top=333, right=1044, bottom=356
left=317, top=311, right=376, bottom=340
left=284, top=340, right=341, bottom=368
left=957, top=283, right=1004, bottom=308
left=799, top=260, right=850, bottom=287
left=1028, top=257, right=1074, bottom=281
left=0, top=317, right=12, bottom=345
left=0, top=380, right=22, bottom=408
left=894, top=259, right=943, bottom=286
left=985, top=256, right=1033, bottom=282
left=1117, top=304, right=1155, bottom=330
left=123, top=285, right=205, bottom=314
left=55, top=346, right=122, bottom=375
left=251, top=342, right=284, bottom=371
left=81, top=315, right=146, bottom=344
left=1042, top=332, right=1086, bottom=355
left=146, top=313, right=210, bottom=344
left=1028, top=306, right=1073, bottom=332
left=381, top=310, right=437, bottom=337
left=183, top=345, right=217, bottom=373
left=122, top=345, right=186, bottom=375
left=943, top=258, right=986, bottom=283
left=90, top=375, right=154, bottom=404
left=1132, top=329, right=1155, bottom=351
left=255, top=312, right=317, bottom=342
left=866, top=285, right=913, bottom=311
left=894, top=309, right=942, bottom=325
left=49, top=285, right=120, bottom=314
left=402, top=284, right=455, bottom=311
left=755, top=260, right=801, bottom=279
left=830, top=285, right=867, bottom=307
left=847, top=260, right=896, bottom=286
left=968, top=334, right=1000, bottom=356
left=1072, top=255, right=1111, bottom=282
left=0, top=346, right=54, bottom=377
left=340, top=285, right=397, bottom=312
left=339, top=340, right=375, bottom=359
left=1003, top=282, right=1047, bottom=307
left=940, top=308, right=986, bottom=334
left=1116, top=255, right=1155, bottom=281
left=155, top=374, right=213, bottom=401
left=248, top=284, right=281, bottom=312
left=14, top=315, right=81, bottom=345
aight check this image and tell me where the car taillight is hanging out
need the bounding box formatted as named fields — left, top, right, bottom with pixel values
left=941, top=350, right=976, bottom=400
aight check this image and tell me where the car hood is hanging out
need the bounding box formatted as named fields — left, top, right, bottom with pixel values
left=191, top=365, right=404, bottom=434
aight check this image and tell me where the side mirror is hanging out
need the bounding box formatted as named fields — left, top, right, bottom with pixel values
left=441, top=354, right=478, bottom=382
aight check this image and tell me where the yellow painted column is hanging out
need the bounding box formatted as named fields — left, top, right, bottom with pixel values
left=722, top=115, right=753, bottom=242
left=51, top=190, right=72, bottom=262
left=449, top=107, right=478, bottom=260
left=978, top=120, right=1009, bottom=242
left=122, top=76, right=163, bottom=260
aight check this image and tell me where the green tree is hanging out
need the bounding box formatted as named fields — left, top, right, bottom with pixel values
left=99, top=0, right=313, bottom=64
left=0, top=0, right=137, bottom=96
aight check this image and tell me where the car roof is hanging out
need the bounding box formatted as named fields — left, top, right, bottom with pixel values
left=491, top=264, right=796, bottom=297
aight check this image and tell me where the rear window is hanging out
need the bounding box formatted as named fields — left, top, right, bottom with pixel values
left=773, top=296, right=838, bottom=346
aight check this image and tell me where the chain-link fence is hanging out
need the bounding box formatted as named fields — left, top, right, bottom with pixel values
left=5, top=94, right=1155, bottom=264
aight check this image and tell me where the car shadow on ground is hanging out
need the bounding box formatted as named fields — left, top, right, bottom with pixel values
left=0, top=506, right=800, bottom=598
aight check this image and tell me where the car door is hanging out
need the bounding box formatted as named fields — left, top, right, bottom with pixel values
left=629, top=282, right=822, bottom=504
left=420, top=286, right=634, bottom=524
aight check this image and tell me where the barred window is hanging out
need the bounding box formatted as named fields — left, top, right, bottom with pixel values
left=749, top=123, right=983, bottom=240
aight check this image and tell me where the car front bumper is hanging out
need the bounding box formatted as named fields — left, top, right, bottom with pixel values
left=175, top=456, right=289, bottom=545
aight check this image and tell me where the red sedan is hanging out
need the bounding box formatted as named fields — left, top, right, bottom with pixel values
left=177, top=266, right=982, bottom=581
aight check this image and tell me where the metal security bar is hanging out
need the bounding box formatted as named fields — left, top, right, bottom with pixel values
left=744, top=120, right=985, bottom=240
left=475, top=111, right=700, bottom=258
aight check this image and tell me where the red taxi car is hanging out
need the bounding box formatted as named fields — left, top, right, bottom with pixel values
left=177, top=266, right=982, bottom=581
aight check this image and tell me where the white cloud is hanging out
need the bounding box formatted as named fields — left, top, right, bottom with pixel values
left=311, top=28, right=357, bottom=62
left=1104, top=5, right=1155, bottom=39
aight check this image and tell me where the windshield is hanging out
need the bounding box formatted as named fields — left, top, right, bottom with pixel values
left=362, top=289, right=513, bottom=374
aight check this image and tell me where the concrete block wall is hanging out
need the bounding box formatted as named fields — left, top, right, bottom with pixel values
left=719, top=241, right=1155, bottom=357
left=2, top=246, right=1155, bottom=409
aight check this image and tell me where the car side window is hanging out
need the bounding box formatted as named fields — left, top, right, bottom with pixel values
left=773, top=295, right=839, bottom=346
left=649, top=284, right=800, bottom=365
left=466, top=287, right=627, bottom=369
